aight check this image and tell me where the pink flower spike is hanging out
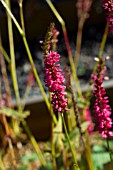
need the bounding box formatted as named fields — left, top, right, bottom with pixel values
left=93, top=63, right=113, bottom=138
left=44, top=51, right=69, bottom=113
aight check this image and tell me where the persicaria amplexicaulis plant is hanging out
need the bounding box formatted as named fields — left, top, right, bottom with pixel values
left=93, top=59, right=113, bottom=138
left=42, top=24, right=69, bottom=113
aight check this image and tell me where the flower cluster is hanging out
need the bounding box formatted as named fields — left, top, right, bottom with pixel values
left=93, top=61, right=113, bottom=138
left=102, top=0, right=113, bottom=33
left=44, top=51, right=68, bottom=113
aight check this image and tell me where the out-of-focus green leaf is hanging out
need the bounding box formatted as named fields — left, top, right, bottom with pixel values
left=39, top=162, right=53, bottom=170
left=92, top=145, right=110, bottom=170
left=81, top=122, right=89, bottom=132
left=17, top=164, right=29, bottom=170
left=20, top=153, right=38, bottom=162
left=0, top=107, right=30, bottom=120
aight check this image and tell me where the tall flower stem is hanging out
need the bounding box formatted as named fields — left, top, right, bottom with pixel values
left=46, top=0, right=83, bottom=98
left=106, top=139, right=112, bottom=162
left=22, top=120, right=46, bottom=166
left=61, top=113, right=79, bottom=170
left=0, top=82, right=16, bottom=166
left=5, top=0, right=21, bottom=111
left=65, top=67, right=93, bottom=170
left=49, top=93, right=57, bottom=170
left=74, top=17, right=85, bottom=70
left=0, top=45, right=10, bottom=63
left=0, top=0, right=23, bottom=36
left=98, top=22, right=109, bottom=59
left=106, top=138, right=113, bottom=170
left=85, top=22, right=109, bottom=99
left=2, top=114, right=16, bottom=166
left=51, top=121, right=57, bottom=170
left=18, top=0, right=25, bottom=33
left=0, top=36, right=12, bottom=108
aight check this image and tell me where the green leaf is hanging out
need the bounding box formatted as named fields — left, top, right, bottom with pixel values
left=39, top=163, right=53, bottom=170
left=92, top=145, right=110, bottom=170
left=81, top=122, right=90, bottom=132
left=0, top=107, right=30, bottom=120
left=20, top=153, right=38, bottom=162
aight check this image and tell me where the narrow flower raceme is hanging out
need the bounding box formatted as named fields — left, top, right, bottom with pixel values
left=102, top=0, right=113, bottom=33
left=93, top=61, right=113, bottom=138
left=44, top=51, right=69, bottom=113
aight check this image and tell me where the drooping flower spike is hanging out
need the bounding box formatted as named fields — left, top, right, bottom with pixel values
left=93, top=59, right=113, bottom=138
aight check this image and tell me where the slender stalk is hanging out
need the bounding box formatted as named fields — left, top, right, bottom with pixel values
left=0, top=54, right=16, bottom=166
left=98, top=22, right=109, bottom=59
left=5, top=0, right=21, bottom=111
left=46, top=0, right=83, bottom=98
left=51, top=121, right=57, bottom=170
left=21, top=84, right=31, bottom=111
left=106, top=139, right=112, bottom=162
left=61, top=113, right=79, bottom=170
left=50, top=93, right=57, bottom=170
left=74, top=17, right=85, bottom=70
left=65, top=66, right=93, bottom=170
left=0, top=45, right=10, bottom=63
left=22, top=120, right=46, bottom=166
left=0, top=37, right=12, bottom=107
left=2, top=114, right=16, bottom=166
left=84, top=132, right=94, bottom=170
left=18, top=0, right=25, bottom=33
left=0, top=0, right=23, bottom=36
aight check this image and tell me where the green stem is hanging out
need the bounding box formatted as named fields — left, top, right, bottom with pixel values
left=22, top=120, right=46, bottom=166
left=50, top=93, right=57, bottom=170
left=51, top=121, right=57, bottom=170
left=0, top=44, right=10, bottom=63
left=61, top=113, right=79, bottom=170
left=98, top=22, right=109, bottom=59
left=21, top=85, right=31, bottom=111
left=106, top=139, right=112, bottom=162
left=74, top=17, right=85, bottom=70
left=18, top=0, right=25, bottom=33
left=84, top=132, right=94, bottom=170
left=5, top=0, right=21, bottom=111
left=0, top=0, right=24, bottom=36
